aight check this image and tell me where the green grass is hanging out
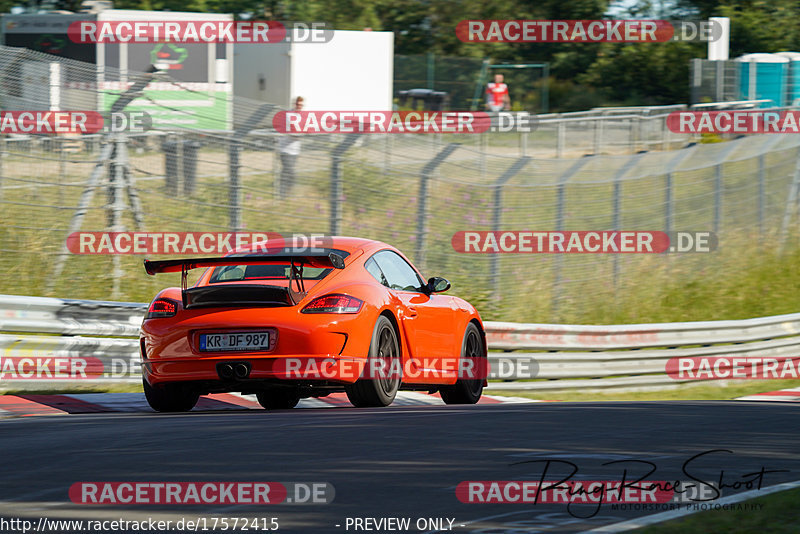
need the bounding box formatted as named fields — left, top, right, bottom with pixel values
left=485, top=379, right=800, bottom=402
left=638, top=487, right=800, bottom=533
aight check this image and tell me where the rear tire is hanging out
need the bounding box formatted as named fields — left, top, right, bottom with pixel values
left=440, top=323, right=485, bottom=405
left=256, top=388, right=300, bottom=410
left=346, top=315, right=401, bottom=407
left=143, top=377, right=199, bottom=412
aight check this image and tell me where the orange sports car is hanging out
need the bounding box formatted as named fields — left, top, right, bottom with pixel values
left=140, top=236, right=487, bottom=412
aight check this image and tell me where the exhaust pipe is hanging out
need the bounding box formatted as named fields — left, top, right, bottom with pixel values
left=218, top=363, right=234, bottom=380
left=234, top=363, right=250, bottom=379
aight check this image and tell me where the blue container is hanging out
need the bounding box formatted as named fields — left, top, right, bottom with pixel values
left=737, top=53, right=789, bottom=107
left=775, top=52, right=800, bottom=105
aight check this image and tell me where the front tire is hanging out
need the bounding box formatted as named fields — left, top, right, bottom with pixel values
left=256, top=388, right=300, bottom=410
left=440, top=323, right=485, bottom=405
left=143, top=377, right=199, bottom=412
left=346, top=315, right=401, bottom=407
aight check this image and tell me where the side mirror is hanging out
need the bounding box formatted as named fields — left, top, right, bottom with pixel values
left=427, top=276, right=451, bottom=293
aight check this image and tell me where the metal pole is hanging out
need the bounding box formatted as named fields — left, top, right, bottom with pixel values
left=229, top=140, right=242, bottom=231
left=711, top=138, right=741, bottom=236
left=593, top=119, right=600, bottom=155
left=551, top=157, right=591, bottom=319
left=415, top=143, right=460, bottom=270
left=613, top=179, right=621, bottom=287
left=330, top=135, right=359, bottom=235
left=758, top=154, right=765, bottom=236
left=272, top=139, right=281, bottom=201
left=690, top=58, right=701, bottom=105
left=58, top=137, right=66, bottom=205
left=665, top=172, right=673, bottom=234
left=714, top=163, right=722, bottom=235
left=491, top=157, right=531, bottom=298
left=778, top=147, right=800, bottom=252
left=661, top=146, right=699, bottom=238
left=630, top=116, right=639, bottom=154
left=542, top=63, right=549, bottom=114
left=0, top=135, right=4, bottom=204
left=111, top=136, right=126, bottom=299
left=611, top=152, right=646, bottom=287
left=119, top=138, right=144, bottom=230
left=470, top=59, right=490, bottom=112
left=427, top=52, right=434, bottom=90
left=481, top=133, right=488, bottom=176
left=556, top=121, right=565, bottom=158
left=330, top=154, right=342, bottom=236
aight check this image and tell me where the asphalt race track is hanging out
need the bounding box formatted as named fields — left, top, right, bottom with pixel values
left=0, top=401, right=798, bottom=533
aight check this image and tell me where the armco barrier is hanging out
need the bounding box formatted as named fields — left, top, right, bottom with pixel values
left=2, top=294, right=800, bottom=392
left=0, top=294, right=146, bottom=389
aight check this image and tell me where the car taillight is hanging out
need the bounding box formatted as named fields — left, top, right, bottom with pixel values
left=301, top=294, right=363, bottom=314
left=146, top=298, right=178, bottom=319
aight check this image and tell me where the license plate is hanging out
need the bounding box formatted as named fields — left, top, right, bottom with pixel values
left=199, top=332, right=271, bottom=352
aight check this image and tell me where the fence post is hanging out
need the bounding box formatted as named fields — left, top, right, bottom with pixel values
left=491, top=157, right=531, bottom=298
left=611, top=153, right=645, bottom=287
left=556, top=121, right=565, bottom=157
left=110, top=135, right=127, bottom=299
left=541, top=62, right=550, bottom=113
left=662, top=146, right=699, bottom=237
left=480, top=133, right=487, bottom=180
left=630, top=116, right=641, bottom=154
left=779, top=147, right=800, bottom=252
left=427, top=52, right=435, bottom=90
left=0, top=134, right=4, bottom=203
left=415, top=143, right=460, bottom=270
left=758, top=153, right=765, bottom=236
left=228, top=140, right=242, bottom=231
left=714, top=164, right=722, bottom=235
left=552, top=156, right=591, bottom=319
left=665, top=172, right=673, bottom=235
left=712, top=140, right=741, bottom=236
left=272, top=140, right=281, bottom=200
left=690, top=58, right=701, bottom=104
left=330, top=135, right=359, bottom=236
left=593, top=118, right=601, bottom=155
left=58, top=137, right=66, bottom=205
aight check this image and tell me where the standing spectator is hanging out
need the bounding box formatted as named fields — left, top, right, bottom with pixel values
left=278, top=96, right=304, bottom=198
left=486, top=74, right=510, bottom=112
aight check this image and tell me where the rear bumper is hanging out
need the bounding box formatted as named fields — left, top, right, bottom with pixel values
left=142, top=354, right=368, bottom=387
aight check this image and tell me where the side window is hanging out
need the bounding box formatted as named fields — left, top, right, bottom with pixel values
left=372, top=251, right=424, bottom=292
left=364, top=257, right=388, bottom=287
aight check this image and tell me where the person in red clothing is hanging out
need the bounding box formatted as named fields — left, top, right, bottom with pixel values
left=486, top=73, right=510, bottom=112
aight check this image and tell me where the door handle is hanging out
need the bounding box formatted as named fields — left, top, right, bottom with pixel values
left=406, top=306, right=418, bottom=318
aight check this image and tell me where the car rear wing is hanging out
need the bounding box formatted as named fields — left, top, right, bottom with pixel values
left=143, top=252, right=346, bottom=306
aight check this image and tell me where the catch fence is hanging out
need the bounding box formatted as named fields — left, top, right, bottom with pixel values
left=1, top=45, right=800, bottom=322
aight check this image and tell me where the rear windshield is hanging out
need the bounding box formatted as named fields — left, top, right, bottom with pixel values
left=207, top=249, right=350, bottom=284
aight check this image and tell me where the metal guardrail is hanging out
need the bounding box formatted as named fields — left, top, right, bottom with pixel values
left=485, top=315, right=800, bottom=391
left=2, top=294, right=799, bottom=392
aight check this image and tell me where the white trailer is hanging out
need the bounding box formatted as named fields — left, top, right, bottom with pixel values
left=234, top=29, right=394, bottom=111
